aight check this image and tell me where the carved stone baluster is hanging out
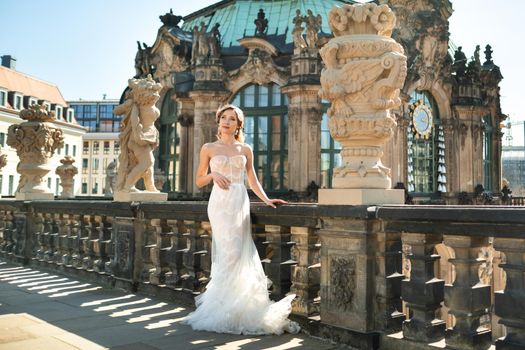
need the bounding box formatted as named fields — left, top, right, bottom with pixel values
left=93, top=215, right=112, bottom=273
left=263, top=225, right=293, bottom=299
left=81, top=215, right=95, bottom=269
left=402, top=232, right=445, bottom=342
left=199, top=221, right=211, bottom=286
left=181, top=220, right=205, bottom=293
left=70, top=215, right=83, bottom=268
left=141, top=218, right=156, bottom=283
left=149, top=218, right=164, bottom=285
left=55, top=213, right=69, bottom=265
left=290, top=226, right=320, bottom=316
left=164, top=219, right=186, bottom=288
left=378, top=230, right=405, bottom=331
left=47, top=213, right=60, bottom=263
left=153, top=219, right=175, bottom=285
left=444, top=235, right=492, bottom=349
left=63, top=214, right=79, bottom=266
left=493, top=237, right=525, bottom=349
left=0, top=210, right=8, bottom=252
left=34, top=213, right=47, bottom=261
left=0, top=210, right=13, bottom=253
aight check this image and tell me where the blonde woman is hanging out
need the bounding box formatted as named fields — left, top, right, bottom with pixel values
left=184, top=104, right=299, bottom=335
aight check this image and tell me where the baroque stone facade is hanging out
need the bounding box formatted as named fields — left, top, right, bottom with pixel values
left=132, top=0, right=505, bottom=203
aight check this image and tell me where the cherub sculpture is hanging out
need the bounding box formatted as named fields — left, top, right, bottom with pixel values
left=114, top=75, right=162, bottom=195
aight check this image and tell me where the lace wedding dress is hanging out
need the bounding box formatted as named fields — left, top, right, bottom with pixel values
left=184, top=154, right=299, bottom=335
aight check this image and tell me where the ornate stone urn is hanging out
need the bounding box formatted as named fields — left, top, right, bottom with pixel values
left=55, top=155, right=78, bottom=199
left=7, top=104, right=64, bottom=200
left=318, top=3, right=407, bottom=204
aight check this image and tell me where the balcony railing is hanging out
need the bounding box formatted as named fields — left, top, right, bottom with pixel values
left=0, top=199, right=523, bottom=349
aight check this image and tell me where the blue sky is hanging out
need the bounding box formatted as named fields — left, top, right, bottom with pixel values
left=1, top=0, right=523, bottom=143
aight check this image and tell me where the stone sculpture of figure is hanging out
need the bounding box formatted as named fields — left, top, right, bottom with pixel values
left=197, top=22, right=209, bottom=58
left=191, top=25, right=199, bottom=65
left=305, top=9, right=322, bottom=48
left=209, top=23, right=221, bottom=58
left=254, top=9, right=268, bottom=36
left=0, top=146, right=6, bottom=171
left=113, top=75, right=162, bottom=194
left=104, top=159, right=117, bottom=196
left=453, top=46, right=467, bottom=76
left=134, top=41, right=152, bottom=78
left=474, top=45, right=481, bottom=67
left=292, top=9, right=307, bottom=50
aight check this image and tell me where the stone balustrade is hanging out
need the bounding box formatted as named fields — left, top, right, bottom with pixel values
left=0, top=200, right=523, bottom=350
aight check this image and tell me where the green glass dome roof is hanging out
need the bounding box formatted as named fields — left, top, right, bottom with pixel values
left=181, top=0, right=357, bottom=50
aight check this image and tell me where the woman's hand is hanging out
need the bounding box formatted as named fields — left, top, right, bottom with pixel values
left=211, top=172, right=231, bottom=190
left=264, top=198, right=288, bottom=208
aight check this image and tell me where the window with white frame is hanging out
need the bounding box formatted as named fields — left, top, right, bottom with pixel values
left=29, top=98, right=38, bottom=106
left=0, top=89, right=7, bottom=106
left=67, top=109, right=74, bottom=123
left=54, top=106, right=63, bottom=120
left=14, top=94, right=23, bottom=110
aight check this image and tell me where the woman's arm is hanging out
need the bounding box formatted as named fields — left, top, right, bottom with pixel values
left=195, top=144, right=231, bottom=189
left=244, top=145, right=287, bottom=208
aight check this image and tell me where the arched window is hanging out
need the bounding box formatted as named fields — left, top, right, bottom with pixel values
left=230, top=83, right=288, bottom=191
left=406, top=91, right=446, bottom=194
left=158, top=89, right=180, bottom=192
left=320, top=109, right=342, bottom=188
left=483, top=115, right=493, bottom=191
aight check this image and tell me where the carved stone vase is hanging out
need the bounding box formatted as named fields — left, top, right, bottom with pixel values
left=55, top=155, right=78, bottom=199
left=319, top=3, right=407, bottom=195
left=7, top=104, right=64, bottom=200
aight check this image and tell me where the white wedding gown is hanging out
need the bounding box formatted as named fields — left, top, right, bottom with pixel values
left=184, top=154, right=299, bottom=335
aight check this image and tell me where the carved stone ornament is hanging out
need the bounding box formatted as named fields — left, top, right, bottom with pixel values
left=55, top=155, right=78, bottom=199
left=319, top=3, right=407, bottom=189
left=330, top=257, right=356, bottom=311
left=6, top=104, right=64, bottom=199
left=113, top=75, right=167, bottom=202
left=104, top=159, right=117, bottom=197
left=227, top=39, right=289, bottom=91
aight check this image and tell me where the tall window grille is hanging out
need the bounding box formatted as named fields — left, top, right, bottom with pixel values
left=483, top=115, right=493, bottom=191
left=406, top=90, right=446, bottom=194
left=158, top=89, right=179, bottom=192
left=230, top=83, right=288, bottom=191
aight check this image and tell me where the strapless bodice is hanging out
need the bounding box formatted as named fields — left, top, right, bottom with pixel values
left=210, top=155, right=246, bottom=184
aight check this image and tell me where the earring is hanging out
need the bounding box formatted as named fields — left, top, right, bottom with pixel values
left=235, top=129, right=239, bottom=135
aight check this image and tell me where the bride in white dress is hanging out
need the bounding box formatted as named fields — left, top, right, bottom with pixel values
left=184, top=104, right=300, bottom=335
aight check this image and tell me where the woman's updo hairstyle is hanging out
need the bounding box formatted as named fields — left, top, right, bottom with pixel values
left=215, top=104, right=245, bottom=143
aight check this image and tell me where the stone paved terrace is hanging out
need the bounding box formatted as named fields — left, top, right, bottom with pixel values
left=0, top=261, right=346, bottom=350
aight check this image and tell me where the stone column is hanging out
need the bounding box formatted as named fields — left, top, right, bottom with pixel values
left=282, top=86, right=322, bottom=192
left=402, top=232, right=446, bottom=342
left=55, top=155, right=78, bottom=199
left=443, top=235, right=492, bottom=350
left=318, top=3, right=406, bottom=205
left=175, top=95, right=194, bottom=193
left=443, top=119, right=458, bottom=197
left=493, top=237, right=525, bottom=350
left=7, top=104, right=64, bottom=200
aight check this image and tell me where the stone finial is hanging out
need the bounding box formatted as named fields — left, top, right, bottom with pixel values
left=318, top=3, right=407, bottom=192
left=328, top=3, right=396, bottom=37
left=55, top=155, right=78, bottom=199
left=113, top=75, right=167, bottom=202
left=484, top=44, right=494, bottom=65
left=159, top=8, right=182, bottom=27
left=7, top=103, right=64, bottom=200
left=254, top=9, right=268, bottom=36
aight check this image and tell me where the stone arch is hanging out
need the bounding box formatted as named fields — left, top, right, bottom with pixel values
left=225, top=74, right=287, bottom=103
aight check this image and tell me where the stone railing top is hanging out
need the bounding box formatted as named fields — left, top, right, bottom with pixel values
left=1, top=200, right=523, bottom=238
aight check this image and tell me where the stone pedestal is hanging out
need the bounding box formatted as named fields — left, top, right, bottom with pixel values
left=113, top=191, right=167, bottom=202
left=319, top=188, right=404, bottom=205
left=55, top=155, right=78, bottom=199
